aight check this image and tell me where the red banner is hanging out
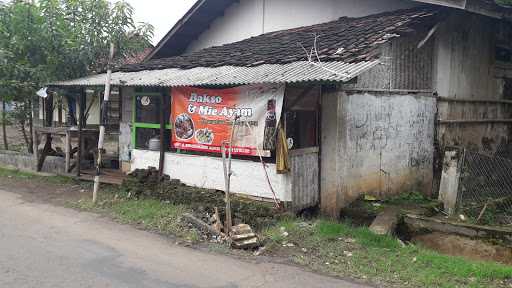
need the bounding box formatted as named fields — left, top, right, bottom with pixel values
left=171, top=85, right=284, bottom=156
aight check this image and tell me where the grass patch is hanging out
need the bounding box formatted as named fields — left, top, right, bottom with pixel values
left=264, top=218, right=512, bottom=288
left=4, top=166, right=509, bottom=287
left=70, top=188, right=200, bottom=242
left=112, top=199, right=199, bottom=241
left=0, top=166, right=74, bottom=185
left=383, top=191, right=433, bottom=205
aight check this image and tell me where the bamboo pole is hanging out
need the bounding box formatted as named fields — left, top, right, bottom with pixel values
left=221, top=115, right=239, bottom=235
left=93, top=43, right=115, bottom=204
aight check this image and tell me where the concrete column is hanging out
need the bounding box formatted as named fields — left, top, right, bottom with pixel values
left=320, top=87, right=344, bottom=218
left=438, top=149, right=462, bottom=215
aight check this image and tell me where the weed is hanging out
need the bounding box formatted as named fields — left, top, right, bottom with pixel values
left=383, top=191, right=432, bottom=205
left=264, top=218, right=512, bottom=288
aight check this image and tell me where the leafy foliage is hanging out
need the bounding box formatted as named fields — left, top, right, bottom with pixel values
left=0, top=0, right=153, bottom=151
left=0, top=0, right=153, bottom=106
left=496, top=0, right=512, bottom=6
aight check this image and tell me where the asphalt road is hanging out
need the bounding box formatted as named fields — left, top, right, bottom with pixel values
left=0, top=189, right=369, bottom=288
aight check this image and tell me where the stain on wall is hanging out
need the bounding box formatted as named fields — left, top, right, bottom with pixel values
left=339, top=92, right=435, bottom=205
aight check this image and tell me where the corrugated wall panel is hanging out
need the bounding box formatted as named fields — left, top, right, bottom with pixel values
left=290, top=147, right=319, bottom=212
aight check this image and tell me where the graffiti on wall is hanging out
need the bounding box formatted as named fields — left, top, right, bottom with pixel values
left=344, top=93, right=435, bottom=197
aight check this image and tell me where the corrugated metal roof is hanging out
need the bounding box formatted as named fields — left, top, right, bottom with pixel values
left=51, top=61, right=380, bottom=87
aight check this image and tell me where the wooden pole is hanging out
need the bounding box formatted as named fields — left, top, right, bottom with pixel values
left=93, top=43, right=114, bottom=204
left=221, top=143, right=230, bottom=234
left=31, top=97, right=38, bottom=166
left=158, top=92, right=165, bottom=177
left=222, top=116, right=239, bottom=235
left=2, top=101, right=8, bottom=150
left=77, top=88, right=85, bottom=177
left=37, top=93, right=54, bottom=171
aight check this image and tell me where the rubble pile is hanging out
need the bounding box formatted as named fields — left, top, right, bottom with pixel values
left=121, top=168, right=285, bottom=230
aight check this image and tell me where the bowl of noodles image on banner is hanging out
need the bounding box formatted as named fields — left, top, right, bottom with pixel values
left=174, top=114, right=195, bottom=140
left=195, top=128, right=214, bottom=145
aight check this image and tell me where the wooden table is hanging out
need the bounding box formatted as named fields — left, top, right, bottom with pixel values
left=35, top=127, right=99, bottom=173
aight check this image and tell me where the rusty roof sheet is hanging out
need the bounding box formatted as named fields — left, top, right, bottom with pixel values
left=52, top=60, right=380, bottom=87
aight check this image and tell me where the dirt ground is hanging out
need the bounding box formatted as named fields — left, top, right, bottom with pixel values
left=0, top=173, right=85, bottom=206
left=413, top=232, right=512, bottom=266
left=0, top=124, right=29, bottom=152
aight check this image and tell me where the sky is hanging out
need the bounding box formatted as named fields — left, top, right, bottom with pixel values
left=118, top=0, right=197, bottom=44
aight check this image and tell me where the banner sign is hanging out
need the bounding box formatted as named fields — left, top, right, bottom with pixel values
left=171, top=84, right=285, bottom=156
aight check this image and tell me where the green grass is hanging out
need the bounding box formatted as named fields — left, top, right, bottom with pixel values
left=264, top=218, right=512, bottom=288
left=112, top=199, right=198, bottom=240
left=383, top=191, right=433, bottom=205
left=0, top=166, right=74, bottom=185
left=72, top=191, right=200, bottom=243
left=3, top=166, right=510, bottom=287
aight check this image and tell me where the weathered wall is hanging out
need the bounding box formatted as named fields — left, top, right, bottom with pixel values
left=434, top=12, right=512, bottom=154
left=320, top=87, right=343, bottom=216
left=434, top=12, right=497, bottom=101
left=339, top=92, right=435, bottom=205
left=131, top=149, right=292, bottom=201
left=346, top=35, right=435, bottom=91
left=0, top=150, right=65, bottom=174
left=186, top=0, right=417, bottom=52
left=320, top=89, right=436, bottom=216
left=437, top=100, right=512, bottom=154
left=320, top=33, right=437, bottom=216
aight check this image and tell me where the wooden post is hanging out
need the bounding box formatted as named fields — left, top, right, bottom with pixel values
left=2, top=101, right=8, bottom=150
left=65, top=130, right=71, bottom=173
left=37, top=93, right=54, bottom=171
left=57, top=97, right=63, bottom=126
left=93, top=43, right=114, bottom=204
left=158, top=92, right=165, bottom=177
left=77, top=88, right=85, bottom=177
left=221, top=143, right=231, bottom=234
left=31, top=97, right=38, bottom=166
left=221, top=116, right=239, bottom=235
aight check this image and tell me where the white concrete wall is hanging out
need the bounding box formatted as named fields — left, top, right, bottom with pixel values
left=320, top=90, right=436, bottom=216
left=131, top=149, right=292, bottom=201
left=340, top=93, right=435, bottom=204
left=186, top=0, right=417, bottom=52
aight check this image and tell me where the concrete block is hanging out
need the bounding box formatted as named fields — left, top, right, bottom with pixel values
left=438, top=149, right=462, bottom=215
left=369, top=207, right=400, bottom=235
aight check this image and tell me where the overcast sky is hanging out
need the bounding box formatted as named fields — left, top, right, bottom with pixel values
left=121, top=0, right=197, bottom=44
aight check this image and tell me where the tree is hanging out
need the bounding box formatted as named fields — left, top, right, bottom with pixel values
left=496, top=0, right=512, bottom=6
left=0, top=0, right=153, bottom=153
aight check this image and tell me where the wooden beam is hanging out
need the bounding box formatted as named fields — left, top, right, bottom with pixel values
left=437, top=96, right=512, bottom=105
left=438, top=119, right=512, bottom=124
